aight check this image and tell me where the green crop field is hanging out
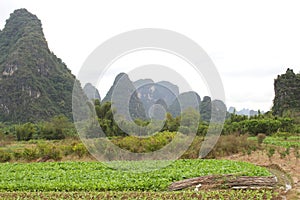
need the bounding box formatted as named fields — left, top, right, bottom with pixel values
left=0, top=190, right=275, bottom=200
left=263, top=136, right=300, bottom=148
left=0, top=159, right=271, bottom=192
left=249, top=135, right=300, bottom=148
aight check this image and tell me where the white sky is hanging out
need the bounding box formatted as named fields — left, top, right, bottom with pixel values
left=1, top=0, right=300, bottom=111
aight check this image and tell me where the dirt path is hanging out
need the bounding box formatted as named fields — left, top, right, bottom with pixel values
left=267, top=166, right=293, bottom=199
left=224, top=148, right=300, bottom=200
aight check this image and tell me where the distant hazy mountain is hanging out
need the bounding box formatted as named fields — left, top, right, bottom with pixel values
left=211, top=99, right=227, bottom=122
left=228, top=107, right=235, bottom=114
left=199, top=96, right=211, bottom=122
left=102, top=73, right=146, bottom=120
left=102, top=73, right=228, bottom=122
left=83, top=83, right=101, bottom=101
left=133, top=79, right=179, bottom=116
left=168, top=91, right=201, bottom=117
left=0, top=9, right=86, bottom=122
left=228, top=107, right=260, bottom=116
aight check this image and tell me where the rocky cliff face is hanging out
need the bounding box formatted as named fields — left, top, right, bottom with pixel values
left=272, top=68, right=300, bottom=116
left=133, top=79, right=179, bottom=117
left=0, top=9, right=85, bottom=122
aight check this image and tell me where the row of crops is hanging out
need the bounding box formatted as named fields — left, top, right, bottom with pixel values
left=0, top=159, right=271, bottom=192
left=0, top=190, right=275, bottom=200
left=263, top=136, right=300, bottom=148
left=249, top=135, right=300, bottom=148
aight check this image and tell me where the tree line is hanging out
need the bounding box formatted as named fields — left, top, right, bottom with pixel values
left=1, top=99, right=299, bottom=141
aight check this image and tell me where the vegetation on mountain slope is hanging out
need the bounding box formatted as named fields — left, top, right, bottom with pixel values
left=0, top=9, right=86, bottom=122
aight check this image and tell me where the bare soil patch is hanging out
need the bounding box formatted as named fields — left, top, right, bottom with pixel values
left=224, top=148, right=300, bottom=199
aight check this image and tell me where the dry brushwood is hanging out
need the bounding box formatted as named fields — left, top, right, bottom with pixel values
left=168, top=174, right=277, bottom=191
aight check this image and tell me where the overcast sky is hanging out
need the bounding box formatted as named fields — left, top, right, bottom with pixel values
left=1, top=0, right=300, bottom=111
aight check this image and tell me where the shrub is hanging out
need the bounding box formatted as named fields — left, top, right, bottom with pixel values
left=273, top=132, right=292, bottom=139
left=245, top=119, right=281, bottom=135
left=180, top=136, right=203, bottom=159
left=72, top=143, right=88, bottom=158
left=37, top=142, right=62, bottom=161
left=22, top=148, right=38, bottom=161
left=61, top=145, right=74, bottom=156
left=50, top=147, right=62, bottom=161
left=257, top=133, right=266, bottom=145
left=111, top=131, right=177, bottom=153
left=197, top=123, right=208, bottom=136
left=13, top=151, right=22, bottom=160
left=285, top=147, right=290, bottom=155
left=0, top=151, right=11, bottom=162
left=267, top=148, right=275, bottom=162
left=277, top=148, right=287, bottom=159
left=15, top=123, right=37, bottom=141
left=40, top=122, right=65, bottom=140
left=205, top=134, right=257, bottom=158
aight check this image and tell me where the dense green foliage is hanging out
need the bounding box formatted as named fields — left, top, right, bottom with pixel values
left=91, top=100, right=297, bottom=137
left=88, top=100, right=195, bottom=137
left=94, top=101, right=126, bottom=137
left=0, top=9, right=86, bottom=122
left=222, top=112, right=296, bottom=136
left=0, top=159, right=270, bottom=191
left=0, top=115, right=76, bottom=141
left=111, top=131, right=177, bottom=153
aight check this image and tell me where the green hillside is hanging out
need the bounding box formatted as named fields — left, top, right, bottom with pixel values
left=0, top=9, right=84, bottom=122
